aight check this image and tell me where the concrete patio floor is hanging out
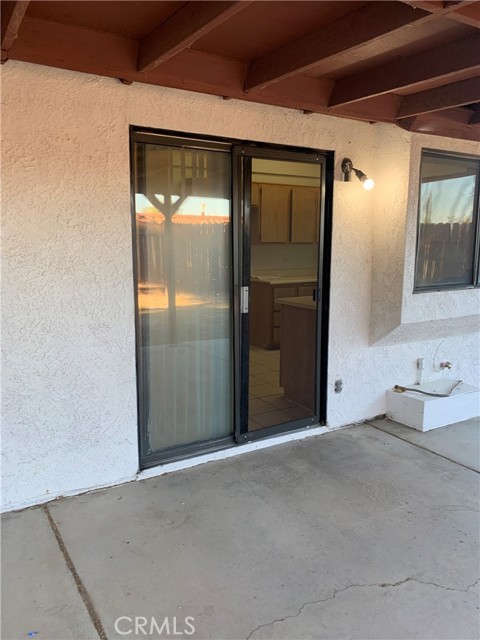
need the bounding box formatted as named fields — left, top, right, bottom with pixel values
left=2, top=419, right=479, bottom=640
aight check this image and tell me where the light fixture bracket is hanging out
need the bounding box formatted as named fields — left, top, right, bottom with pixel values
left=341, top=157, right=374, bottom=190
left=341, top=157, right=353, bottom=181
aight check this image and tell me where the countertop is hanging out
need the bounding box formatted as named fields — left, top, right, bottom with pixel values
left=251, top=274, right=317, bottom=285
left=275, top=295, right=316, bottom=310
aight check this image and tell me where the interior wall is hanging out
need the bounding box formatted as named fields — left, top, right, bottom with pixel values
left=252, top=158, right=320, bottom=187
left=251, top=244, right=318, bottom=273
left=2, top=62, right=479, bottom=511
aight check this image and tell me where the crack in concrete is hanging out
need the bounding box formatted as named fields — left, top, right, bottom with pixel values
left=245, top=577, right=480, bottom=639
left=378, top=576, right=480, bottom=593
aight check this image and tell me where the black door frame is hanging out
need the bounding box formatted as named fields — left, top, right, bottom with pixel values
left=130, top=126, right=333, bottom=469
left=233, top=144, right=332, bottom=443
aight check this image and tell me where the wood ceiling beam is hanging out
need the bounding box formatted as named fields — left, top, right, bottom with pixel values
left=401, top=1, right=480, bottom=27
left=398, top=107, right=480, bottom=142
left=7, top=17, right=399, bottom=124
left=1, top=0, right=29, bottom=63
left=329, top=32, right=480, bottom=107
left=401, top=1, right=474, bottom=12
left=10, top=17, right=139, bottom=77
left=7, top=15, right=478, bottom=141
left=137, top=1, right=251, bottom=73
left=469, top=105, right=480, bottom=125
left=244, top=1, right=432, bottom=92
left=449, top=3, right=480, bottom=28
left=396, top=77, right=480, bottom=118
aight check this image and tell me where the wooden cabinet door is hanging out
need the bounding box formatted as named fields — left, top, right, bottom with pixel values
left=249, top=282, right=274, bottom=349
left=290, top=186, right=319, bottom=243
left=260, top=184, right=291, bottom=243
left=273, top=286, right=297, bottom=310
left=298, top=284, right=315, bottom=297
left=251, top=183, right=260, bottom=206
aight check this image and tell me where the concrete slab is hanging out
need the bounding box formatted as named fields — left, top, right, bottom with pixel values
left=1, top=507, right=97, bottom=640
left=369, top=416, right=480, bottom=472
left=42, top=424, right=479, bottom=640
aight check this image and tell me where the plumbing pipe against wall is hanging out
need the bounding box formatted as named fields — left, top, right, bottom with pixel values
left=393, top=381, right=463, bottom=398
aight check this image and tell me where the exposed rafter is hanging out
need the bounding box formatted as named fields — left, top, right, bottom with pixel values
left=451, top=3, right=480, bottom=28
left=137, top=1, right=251, bottom=73
left=1, top=0, right=29, bottom=63
left=244, top=1, right=431, bottom=92
left=7, top=17, right=399, bottom=125
left=401, top=0, right=480, bottom=27
left=399, top=107, right=480, bottom=142
left=329, top=32, right=480, bottom=107
left=4, top=0, right=480, bottom=142
left=396, top=77, right=480, bottom=118
left=469, top=105, right=480, bottom=125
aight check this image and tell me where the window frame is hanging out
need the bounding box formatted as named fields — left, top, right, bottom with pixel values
left=129, top=125, right=334, bottom=470
left=413, top=148, right=480, bottom=293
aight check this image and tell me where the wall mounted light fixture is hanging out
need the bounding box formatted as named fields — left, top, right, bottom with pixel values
left=341, top=158, right=375, bottom=190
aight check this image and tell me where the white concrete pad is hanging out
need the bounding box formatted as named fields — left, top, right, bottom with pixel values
left=1, top=507, right=97, bottom=640
left=369, top=416, right=480, bottom=472
left=44, top=425, right=479, bottom=640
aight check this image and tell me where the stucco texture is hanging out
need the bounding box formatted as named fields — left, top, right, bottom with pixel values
left=1, top=62, right=479, bottom=511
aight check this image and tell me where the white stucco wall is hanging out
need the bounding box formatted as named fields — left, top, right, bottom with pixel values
left=370, top=128, right=480, bottom=343
left=2, top=62, right=479, bottom=511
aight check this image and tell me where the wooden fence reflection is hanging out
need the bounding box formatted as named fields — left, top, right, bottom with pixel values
left=416, top=222, right=473, bottom=287
left=137, top=217, right=231, bottom=298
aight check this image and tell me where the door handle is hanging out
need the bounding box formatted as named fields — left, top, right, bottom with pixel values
left=312, top=288, right=321, bottom=302
left=241, top=286, right=249, bottom=313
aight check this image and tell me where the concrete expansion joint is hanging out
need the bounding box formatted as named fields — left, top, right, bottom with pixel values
left=245, top=577, right=480, bottom=639
left=366, top=422, right=480, bottom=474
left=41, top=505, right=107, bottom=640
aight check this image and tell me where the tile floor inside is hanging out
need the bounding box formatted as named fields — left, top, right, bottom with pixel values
left=248, top=345, right=311, bottom=430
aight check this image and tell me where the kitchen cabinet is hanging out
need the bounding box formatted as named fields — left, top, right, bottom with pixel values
left=249, top=280, right=316, bottom=349
left=259, top=184, right=291, bottom=243
left=277, top=297, right=316, bottom=411
left=291, top=186, right=319, bottom=243
left=251, top=182, right=320, bottom=244
left=251, top=183, right=260, bottom=206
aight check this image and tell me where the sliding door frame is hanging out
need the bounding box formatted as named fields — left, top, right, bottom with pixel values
left=130, top=128, right=236, bottom=469
left=129, top=126, right=333, bottom=470
left=233, top=145, right=332, bottom=443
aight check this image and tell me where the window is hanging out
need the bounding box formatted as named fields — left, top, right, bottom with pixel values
left=414, top=149, right=480, bottom=291
left=132, top=137, right=234, bottom=459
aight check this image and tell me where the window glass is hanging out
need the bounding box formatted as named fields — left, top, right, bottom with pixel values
left=133, top=142, right=234, bottom=454
left=415, top=151, right=479, bottom=290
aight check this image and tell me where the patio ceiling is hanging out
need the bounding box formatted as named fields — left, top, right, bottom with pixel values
left=2, top=0, right=480, bottom=141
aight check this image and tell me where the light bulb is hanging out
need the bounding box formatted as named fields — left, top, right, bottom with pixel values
left=362, top=178, right=375, bottom=191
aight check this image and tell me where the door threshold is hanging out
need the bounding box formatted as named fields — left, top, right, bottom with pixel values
left=137, top=422, right=333, bottom=482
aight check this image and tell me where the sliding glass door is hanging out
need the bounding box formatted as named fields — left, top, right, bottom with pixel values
left=237, top=151, right=325, bottom=440
left=132, top=135, right=234, bottom=463
left=131, top=129, right=332, bottom=468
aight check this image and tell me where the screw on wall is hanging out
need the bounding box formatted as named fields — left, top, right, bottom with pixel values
left=334, top=379, right=343, bottom=393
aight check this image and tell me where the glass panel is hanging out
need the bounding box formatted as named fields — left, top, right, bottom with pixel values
left=415, top=152, right=479, bottom=289
left=248, top=158, right=321, bottom=431
left=133, top=142, right=233, bottom=453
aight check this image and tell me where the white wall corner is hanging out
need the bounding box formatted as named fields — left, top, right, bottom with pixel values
left=370, top=128, right=480, bottom=345
left=369, top=125, right=411, bottom=343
